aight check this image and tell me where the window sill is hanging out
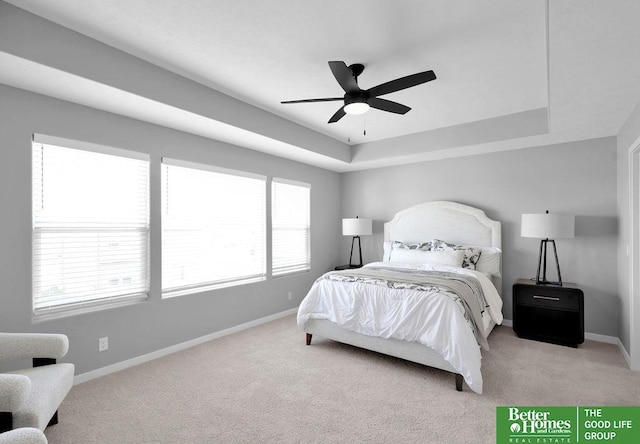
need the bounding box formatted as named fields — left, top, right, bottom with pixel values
left=32, top=294, right=148, bottom=323
left=272, top=268, right=311, bottom=278
left=162, top=275, right=266, bottom=299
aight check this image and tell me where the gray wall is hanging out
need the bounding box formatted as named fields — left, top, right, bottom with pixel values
left=0, top=79, right=625, bottom=375
left=0, top=84, right=342, bottom=375
left=341, top=138, right=619, bottom=337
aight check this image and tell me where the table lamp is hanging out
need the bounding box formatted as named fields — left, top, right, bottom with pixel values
left=521, top=210, right=575, bottom=286
left=342, top=217, right=372, bottom=267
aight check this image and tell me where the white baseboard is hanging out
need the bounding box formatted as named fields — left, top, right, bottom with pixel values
left=584, top=331, right=619, bottom=345
left=617, top=338, right=632, bottom=367
left=74, top=308, right=298, bottom=385
left=75, top=311, right=632, bottom=384
left=501, top=318, right=630, bottom=366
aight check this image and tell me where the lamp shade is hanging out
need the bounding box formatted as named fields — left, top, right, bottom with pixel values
left=521, top=213, right=575, bottom=239
left=342, top=218, right=372, bottom=236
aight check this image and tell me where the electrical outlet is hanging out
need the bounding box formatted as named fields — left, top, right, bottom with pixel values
left=98, top=336, right=109, bottom=352
left=287, top=291, right=292, bottom=301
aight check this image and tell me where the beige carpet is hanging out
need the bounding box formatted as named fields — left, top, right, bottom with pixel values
left=45, top=315, right=640, bottom=444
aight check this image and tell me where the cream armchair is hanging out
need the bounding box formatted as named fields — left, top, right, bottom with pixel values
left=0, top=428, right=47, bottom=444
left=0, top=333, right=74, bottom=433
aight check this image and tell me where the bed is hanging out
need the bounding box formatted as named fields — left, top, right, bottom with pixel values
left=297, top=201, right=502, bottom=394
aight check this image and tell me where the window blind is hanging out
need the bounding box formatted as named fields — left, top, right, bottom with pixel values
left=32, top=140, right=150, bottom=316
left=161, top=159, right=266, bottom=297
left=272, top=178, right=311, bottom=276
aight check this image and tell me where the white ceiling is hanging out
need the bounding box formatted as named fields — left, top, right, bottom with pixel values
left=2, top=0, right=640, bottom=171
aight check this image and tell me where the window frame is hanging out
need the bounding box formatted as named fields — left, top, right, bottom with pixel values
left=31, top=134, right=150, bottom=320
left=271, top=177, right=311, bottom=277
left=161, top=158, right=267, bottom=298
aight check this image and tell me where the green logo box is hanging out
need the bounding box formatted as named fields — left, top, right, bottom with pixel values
left=497, top=406, right=640, bottom=443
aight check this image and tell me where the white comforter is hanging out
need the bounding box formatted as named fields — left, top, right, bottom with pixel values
left=297, top=262, right=503, bottom=394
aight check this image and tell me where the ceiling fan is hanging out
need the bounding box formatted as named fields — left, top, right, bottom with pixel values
left=281, top=61, right=436, bottom=123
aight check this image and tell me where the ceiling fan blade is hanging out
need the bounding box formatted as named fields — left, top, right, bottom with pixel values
left=329, top=61, right=361, bottom=94
left=281, top=97, right=343, bottom=104
left=368, top=97, right=411, bottom=114
left=328, top=107, right=346, bottom=123
left=367, top=70, right=436, bottom=97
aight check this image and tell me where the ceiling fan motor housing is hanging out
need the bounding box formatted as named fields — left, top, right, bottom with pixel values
left=345, top=92, right=369, bottom=105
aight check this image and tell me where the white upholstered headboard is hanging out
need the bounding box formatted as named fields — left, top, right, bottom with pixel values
left=383, top=201, right=502, bottom=293
left=384, top=201, right=500, bottom=248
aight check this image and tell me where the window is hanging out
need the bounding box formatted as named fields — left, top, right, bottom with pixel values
left=32, top=135, right=150, bottom=317
left=162, top=159, right=266, bottom=297
left=271, top=178, right=311, bottom=276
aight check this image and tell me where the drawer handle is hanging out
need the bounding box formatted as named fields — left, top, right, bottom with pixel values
left=533, top=295, right=560, bottom=301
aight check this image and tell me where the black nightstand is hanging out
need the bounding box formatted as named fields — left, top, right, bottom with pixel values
left=334, top=264, right=362, bottom=270
left=513, top=279, right=584, bottom=347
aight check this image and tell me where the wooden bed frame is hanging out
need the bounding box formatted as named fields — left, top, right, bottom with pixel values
left=302, top=201, right=502, bottom=391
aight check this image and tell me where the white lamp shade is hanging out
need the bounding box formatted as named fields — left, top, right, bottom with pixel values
left=521, top=213, right=575, bottom=239
left=342, top=218, right=372, bottom=236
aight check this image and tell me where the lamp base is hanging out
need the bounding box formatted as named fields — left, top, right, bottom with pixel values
left=348, top=236, right=363, bottom=267
left=532, top=278, right=563, bottom=286
left=535, top=239, right=564, bottom=287
left=335, top=264, right=362, bottom=270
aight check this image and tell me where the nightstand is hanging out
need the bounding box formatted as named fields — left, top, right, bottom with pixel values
left=334, top=264, right=362, bottom=270
left=513, top=279, right=584, bottom=347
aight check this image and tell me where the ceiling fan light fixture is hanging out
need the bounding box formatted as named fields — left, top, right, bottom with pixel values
left=281, top=61, right=436, bottom=123
left=344, top=101, right=370, bottom=115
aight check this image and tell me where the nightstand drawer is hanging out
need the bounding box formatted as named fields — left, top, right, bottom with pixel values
left=515, top=286, right=580, bottom=311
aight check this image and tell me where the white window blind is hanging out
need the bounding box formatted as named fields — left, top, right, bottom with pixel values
left=272, top=178, right=310, bottom=276
left=32, top=138, right=150, bottom=316
left=162, top=159, right=266, bottom=297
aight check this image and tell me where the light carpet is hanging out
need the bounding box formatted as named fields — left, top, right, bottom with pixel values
left=44, top=315, right=640, bottom=443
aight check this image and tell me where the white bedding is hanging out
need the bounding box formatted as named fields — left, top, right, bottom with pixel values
left=297, top=262, right=503, bottom=394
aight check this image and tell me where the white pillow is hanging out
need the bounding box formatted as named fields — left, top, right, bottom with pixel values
left=385, top=240, right=432, bottom=262
left=475, top=246, right=502, bottom=276
left=432, top=239, right=482, bottom=270
left=383, top=241, right=392, bottom=261
left=390, top=249, right=464, bottom=267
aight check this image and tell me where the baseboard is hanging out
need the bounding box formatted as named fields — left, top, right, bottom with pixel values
left=75, top=311, right=631, bottom=384
left=74, top=307, right=298, bottom=385
left=584, top=331, right=619, bottom=345
left=501, top=319, right=630, bottom=366
left=617, top=338, right=632, bottom=367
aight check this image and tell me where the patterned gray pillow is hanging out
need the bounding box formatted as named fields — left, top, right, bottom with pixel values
left=431, top=239, right=482, bottom=270
left=392, top=241, right=432, bottom=251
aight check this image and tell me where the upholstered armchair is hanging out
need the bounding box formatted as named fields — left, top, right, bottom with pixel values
left=0, top=428, right=47, bottom=444
left=0, top=333, right=74, bottom=434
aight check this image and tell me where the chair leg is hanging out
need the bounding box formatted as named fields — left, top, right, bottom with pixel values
left=0, top=412, right=13, bottom=433
left=306, top=333, right=312, bottom=345
left=47, top=410, right=59, bottom=427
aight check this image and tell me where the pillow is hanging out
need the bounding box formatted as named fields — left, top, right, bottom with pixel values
left=392, top=240, right=432, bottom=252
left=383, top=240, right=430, bottom=262
left=388, top=241, right=432, bottom=262
left=431, top=239, right=482, bottom=270
left=383, top=241, right=393, bottom=261
left=390, top=249, right=464, bottom=267
left=475, top=246, right=502, bottom=276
